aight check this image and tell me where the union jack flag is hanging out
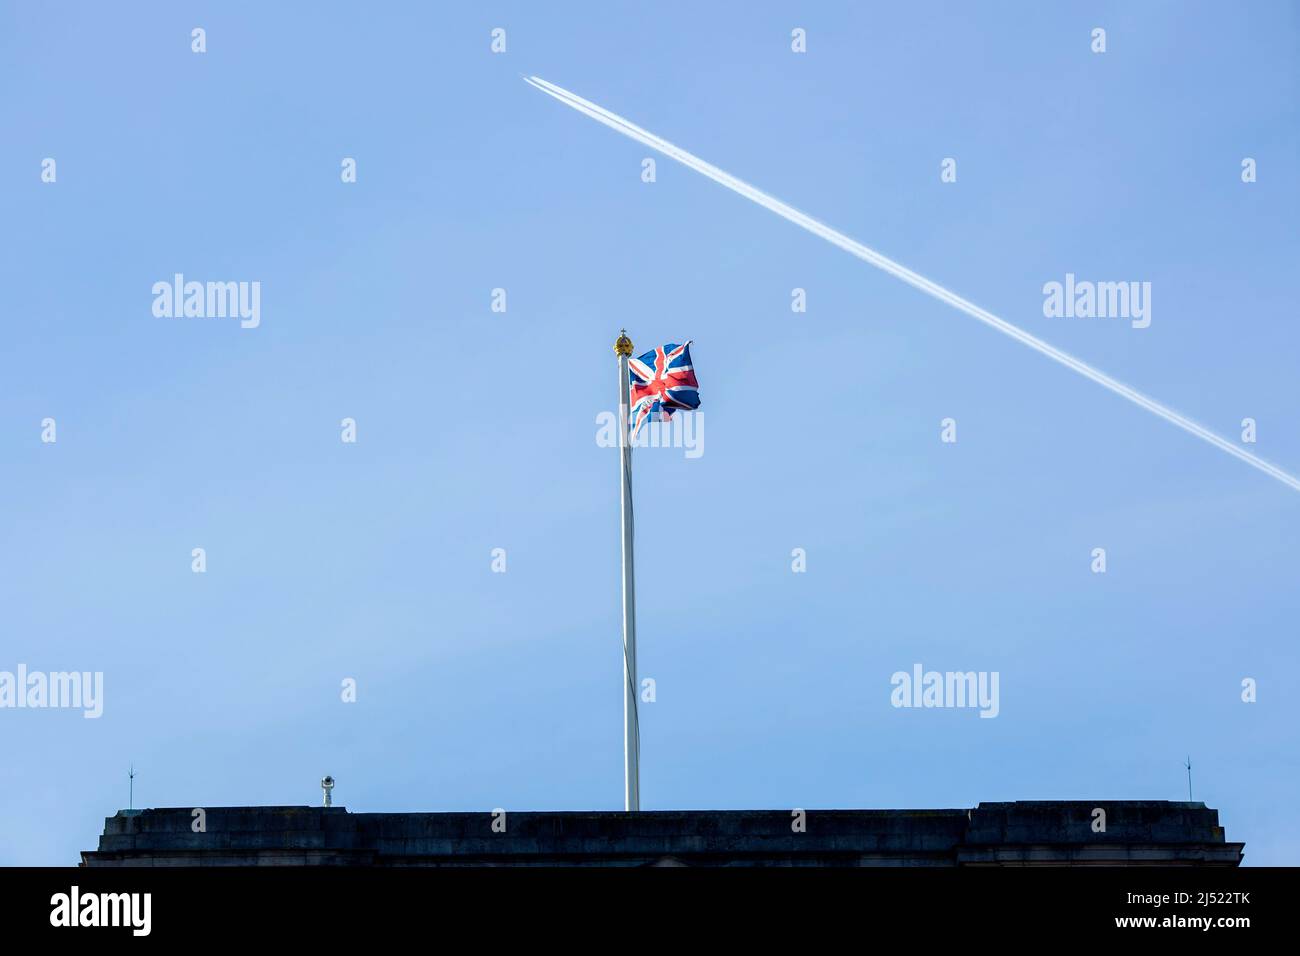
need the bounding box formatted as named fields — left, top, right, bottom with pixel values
left=628, top=341, right=700, bottom=437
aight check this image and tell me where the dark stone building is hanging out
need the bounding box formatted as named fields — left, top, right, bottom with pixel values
left=81, top=801, right=1242, bottom=866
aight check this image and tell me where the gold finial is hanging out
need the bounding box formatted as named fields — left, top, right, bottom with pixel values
left=614, top=329, right=634, bottom=356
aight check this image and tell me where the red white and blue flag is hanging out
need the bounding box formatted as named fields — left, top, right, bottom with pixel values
left=628, top=342, right=700, bottom=438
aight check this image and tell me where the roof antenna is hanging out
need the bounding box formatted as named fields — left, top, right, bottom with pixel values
left=1185, top=756, right=1193, bottom=801
left=129, top=763, right=135, bottom=811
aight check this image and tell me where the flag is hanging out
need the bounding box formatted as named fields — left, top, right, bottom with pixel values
left=628, top=342, right=700, bottom=437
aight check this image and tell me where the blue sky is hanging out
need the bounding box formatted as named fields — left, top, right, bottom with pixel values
left=1, top=1, right=1297, bottom=865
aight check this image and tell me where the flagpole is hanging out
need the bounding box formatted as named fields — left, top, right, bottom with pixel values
left=615, top=330, right=640, bottom=812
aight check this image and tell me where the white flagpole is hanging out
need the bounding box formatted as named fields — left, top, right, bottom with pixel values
left=615, top=330, right=640, bottom=812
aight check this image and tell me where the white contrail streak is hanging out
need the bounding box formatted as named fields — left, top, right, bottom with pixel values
left=525, top=74, right=1300, bottom=495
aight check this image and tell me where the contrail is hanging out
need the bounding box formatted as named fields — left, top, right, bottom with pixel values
left=525, top=74, right=1300, bottom=495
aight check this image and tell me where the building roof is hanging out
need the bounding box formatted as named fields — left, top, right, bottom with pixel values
left=81, top=801, right=1243, bottom=867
